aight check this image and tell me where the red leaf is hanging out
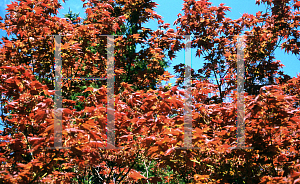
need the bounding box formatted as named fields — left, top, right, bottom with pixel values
left=158, top=19, right=164, bottom=24
left=292, top=170, right=300, bottom=179
left=294, top=178, right=300, bottom=184
left=44, top=124, right=54, bottom=134
left=31, top=81, right=43, bottom=89
left=119, top=15, right=126, bottom=21
left=63, top=108, right=73, bottom=115
left=6, top=2, right=18, bottom=11
left=89, top=131, right=104, bottom=141
left=129, top=170, right=145, bottom=181
left=33, top=110, right=46, bottom=122
left=178, top=89, right=185, bottom=96
left=132, top=34, right=140, bottom=40
left=86, top=8, right=92, bottom=15
left=171, top=86, right=178, bottom=92
left=83, top=87, right=94, bottom=93
left=164, top=147, right=175, bottom=156
left=34, top=7, right=44, bottom=15
left=28, top=137, right=45, bottom=145
left=84, top=107, right=95, bottom=113
left=65, top=128, right=85, bottom=134
left=89, top=141, right=105, bottom=148
left=147, top=145, right=161, bottom=157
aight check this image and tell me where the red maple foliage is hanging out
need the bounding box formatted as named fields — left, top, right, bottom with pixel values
left=0, top=0, right=299, bottom=183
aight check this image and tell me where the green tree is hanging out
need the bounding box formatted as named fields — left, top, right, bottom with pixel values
left=62, top=2, right=171, bottom=94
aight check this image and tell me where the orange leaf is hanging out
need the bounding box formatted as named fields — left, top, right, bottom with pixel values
left=158, top=19, right=164, bottom=24
left=89, top=141, right=105, bottom=148
left=132, top=34, right=140, bottom=40
left=28, top=137, right=45, bottom=145
left=129, top=170, right=145, bottom=181
left=6, top=2, right=18, bottom=11
left=63, top=108, right=73, bottom=115
left=65, top=128, right=85, bottom=134
left=147, top=145, right=160, bottom=157
left=34, top=7, right=44, bottom=15
left=44, top=124, right=54, bottom=134
left=83, top=87, right=94, bottom=93
left=31, top=81, right=43, bottom=89
left=34, top=110, right=46, bottom=122
left=84, top=107, right=95, bottom=113
left=164, top=147, right=175, bottom=156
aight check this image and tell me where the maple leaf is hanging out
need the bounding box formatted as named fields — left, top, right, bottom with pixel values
left=164, top=147, right=175, bottom=156
left=28, top=137, right=45, bottom=145
left=30, top=81, right=43, bottom=89
left=147, top=145, right=161, bottom=157
left=5, top=2, right=18, bottom=11
left=128, top=170, right=145, bottom=181
left=33, top=110, right=47, bottom=123
left=132, top=34, right=140, bottom=40
left=89, top=141, right=105, bottom=148
left=158, top=19, right=164, bottom=24
left=34, top=7, right=44, bottom=15
left=295, top=1, right=300, bottom=8
left=63, top=108, right=73, bottom=115
left=83, top=87, right=94, bottom=93
left=86, top=8, right=92, bottom=15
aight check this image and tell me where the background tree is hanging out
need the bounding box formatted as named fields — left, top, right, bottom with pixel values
left=62, top=0, right=172, bottom=93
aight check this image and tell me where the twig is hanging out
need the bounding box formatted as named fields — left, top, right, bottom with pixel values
left=94, top=167, right=103, bottom=181
left=29, top=152, right=58, bottom=184
left=116, top=151, right=140, bottom=183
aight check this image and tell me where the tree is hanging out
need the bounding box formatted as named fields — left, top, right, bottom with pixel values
left=63, top=8, right=80, bottom=24
left=172, top=0, right=296, bottom=102
left=62, top=0, right=172, bottom=93
left=0, top=0, right=300, bottom=183
left=0, top=0, right=176, bottom=183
